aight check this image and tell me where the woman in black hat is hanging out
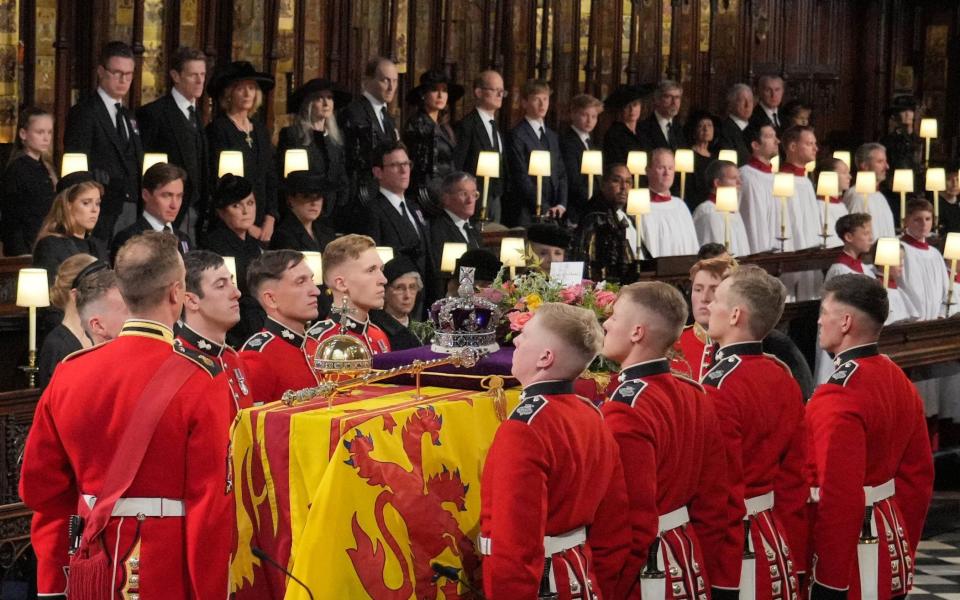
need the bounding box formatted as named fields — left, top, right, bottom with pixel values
left=601, top=84, right=655, bottom=167
left=684, top=109, right=721, bottom=211
left=206, top=61, right=278, bottom=244
left=369, top=256, right=425, bottom=351
left=270, top=170, right=338, bottom=252
left=402, top=69, right=464, bottom=213
left=277, top=78, right=351, bottom=229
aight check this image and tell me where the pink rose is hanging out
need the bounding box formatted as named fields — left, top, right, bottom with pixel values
left=480, top=287, right=505, bottom=304
left=595, top=290, right=617, bottom=308
left=507, top=311, right=534, bottom=331
left=559, top=284, right=584, bottom=304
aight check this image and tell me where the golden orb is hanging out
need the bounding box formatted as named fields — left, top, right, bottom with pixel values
left=312, top=334, right=372, bottom=381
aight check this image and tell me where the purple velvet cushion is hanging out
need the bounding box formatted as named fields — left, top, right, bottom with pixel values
left=371, top=345, right=518, bottom=390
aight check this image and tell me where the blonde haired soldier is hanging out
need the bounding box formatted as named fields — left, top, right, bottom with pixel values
left=479, top=303, right=629, bottom=599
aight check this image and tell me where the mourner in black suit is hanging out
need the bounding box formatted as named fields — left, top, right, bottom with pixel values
left=110, top=163, right=193, bottom=261
left=270, top=171, right=338, bottom=252
left=206, top=61, right=278, bottom=242
left=559, top=94, right=604, bottom=224
left=137, top=47, right=210, bottom=242
left=749, top=74, right=785, bottom=134
left=402, top=69, right=464, bottom=214
left=714, top=83, right=754, bottom=166
left=636, top=80, right=686, bottom=152
left=452, top=70, right=509, bottom=223
left=601, top=84, right=655, bottom=169
left=277, top=77, right=351, bottom=231
left=427, top=172, right=482, bottom=285
left=340, top=57, right=400, bottom=190
left=63, top=41, right=144, bottom=244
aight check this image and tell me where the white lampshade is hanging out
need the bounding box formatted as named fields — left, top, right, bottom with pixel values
left=580, top=150, right=603, bottom=176
left=626, top=151, right=648, bottom=174
left=773, top=173, right=795, bottom=197
left=284, top=149, right=310, bottom=177
left=816, top=171, right=839, bottom=197
left=919, top=118, right=938, bottom=139
left=874, top=237, right=901, bottom=267
left=301, top=251, right=323, bottom=284
left=770, top=155, right=780, bottom=173
left=715, top=186, right=738, bottom=213
left=218, top=151, right=245, bottom=178
left=528, top=150, right=551, bottom=176
left=16, top=268, right=50, bottom=308
left=222, top=256, right=237, bottom=283
left=674, top=149, right=694, bottom=174
left=500, top=237, right=526, bottom=267
left=718, top=149, right=738, bottom=164
left=805, top=160, right=816, bottom=174
left=440, top=242, right=468, bottom=273
left=626, top=188, right=651, bottom=216
left=855, top=171, right=877, bottom=195
left=375, top=246, right=395, bottom=263
left=60, top=153, right=88, bottom=177
left=142, top=153, right=168, bottom=175
left=476, top=151, right=500, bottom=178
left=891, top=169, right=914, bottom=193
left=944, top=232, right=960, bottom=261
left=832, top=151, right=851, bottom=168
left=926, top=167, right=946, bottom=192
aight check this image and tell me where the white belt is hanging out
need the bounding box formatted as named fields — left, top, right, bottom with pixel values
left=808, top=479, right=894, bottom=506
left=478, top=526, right=587, bottom=557
left=744, top=491, right=774, bottom=517
left=658, top=506, right=690, bottom=533
left=83, top=494, right=185, bottom=518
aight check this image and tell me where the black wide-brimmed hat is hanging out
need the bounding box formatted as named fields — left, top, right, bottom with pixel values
left=213, top=174, right=254, bottom=208
left=207, top=61, right=275, bottom=100
left=56, top=171, right=96, bottom=194
left=404, top=69, right=466, bottom=106
left=287, top=78, right=352, bottom=114
left=603, top=83, right=656, bottom=111
left=383, top=256, right=420, bottom=285
left=527, top=222, right=572, bottom=249
left=283, top=170, right=343, bottom=196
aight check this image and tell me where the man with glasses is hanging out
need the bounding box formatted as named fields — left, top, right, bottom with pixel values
left=64, top=40, right=144, bottom=244
left=428, top=171, right=481, bottom=300
left=453, top=69, right=509, bottom=223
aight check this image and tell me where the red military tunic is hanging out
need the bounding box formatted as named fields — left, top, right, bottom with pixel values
left=702, top=341, right=809, bottom=600
left=19, top=320, right=234, bottom=599
left=672, top=323, right=715, bottom=380
left=176, top=321, right=255, bottom=415
left=806, top=343, right=933, bottom=600
left=306, top=313, right=392, bottom=355
left=479, top=379, right=631, bottom=600
left=239, top=316, right=320, bottom=404
left=602, top=358, right=740, bottom=599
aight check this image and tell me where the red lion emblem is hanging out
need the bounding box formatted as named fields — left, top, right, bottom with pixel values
left=343, top=406, right=478, bottom=599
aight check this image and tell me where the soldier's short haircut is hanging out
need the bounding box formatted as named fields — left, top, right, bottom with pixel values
left=183, top=250, right=225, bottom=297
left=532, top=303, right=604, bottom=373
left=855, top=142, right=886, bottom=170
left=823, top=274, right=889, bottom=331
left=905, top=197, right=933, bottom=217
left=246, top=250, right=305, bottom=298
left=617, top=281, right=689, bottom=351
left=76, top=268, right=119, bottom=319
left=835, top=213, right=872, bottom=240
left=725, top=265, right=787, bottom=339
left=142, top=162, right=187, bottom=192
left=322, top=234, right=377, bottom=285
left=115, top=231, right=183, bottom=313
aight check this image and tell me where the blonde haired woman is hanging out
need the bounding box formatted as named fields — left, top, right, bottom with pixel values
left=38, top=253, right=99, bottom=388
left=33, top=173, right=107, bottom=285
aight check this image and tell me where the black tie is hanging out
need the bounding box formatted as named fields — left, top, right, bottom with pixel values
left=772, top=112, right=780, bottom=128
left=489, top=120, right=500, bottom=151
left=462, top=221, right=476, bottom=246
left=399, top=200, right=420, bottom=238
left=163, top=224, right=174, bottom=235
left=380, top=106, right=390, bottom=134
left=187, top=105, right=198, bottom=130
left=538, top=126, right=545, bottom=142
left=584, top=137, right=591, bottom=150
left=667, top=121, right=679, bottom=150
left=115, top=103, right=128, bottom=143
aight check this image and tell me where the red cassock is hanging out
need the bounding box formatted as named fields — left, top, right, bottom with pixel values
left=479, top=379, right=631, bottom=600
left=239, top=316, right=320, bottom=404
left=176, top=322, right=256, bottom=415
left=671, top=324, right=716, bottom=381
left=306, top=313, right=392, bottom=355
left=702, top=341, right=809, bottom=600
left=806, top=343, right=934, bottom=600
left=19, top=320, right=234, bottom=599
left=602, top=358, right=740, bottom=599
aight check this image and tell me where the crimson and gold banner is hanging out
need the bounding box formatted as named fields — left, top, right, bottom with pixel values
left=231, top=382, right=519, bottom=599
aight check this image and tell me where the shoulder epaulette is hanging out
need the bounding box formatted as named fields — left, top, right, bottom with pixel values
left=241, top=331, right=274, bottom=352
left=509, top=395, right=549, bottom=424
left=306, top=320, right=335, bottom=339
left=62, top=341, right=110, bottom=362
left=672, top=373, right=705, bottom=393
left=763, top=352, right=793, bottom=374
left=173, top=342, right=223, bottom=377
left=701, top=355, right=742, bottom=388
left=827, top=359, right=860, bottom=388
left=610, top=380, right=649, bottom=408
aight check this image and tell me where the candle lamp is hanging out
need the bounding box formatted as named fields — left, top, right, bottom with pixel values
left=944, top=232, right=960, bottom=316
left=475, top=151, right=500, bottom=224
left=499, top=237, right=526, bottom=279
left=626, top=188, right=651, bottom=256
left=772, top=173, right=794, bottom=251
left=284, top=149, right=310, bottom=177
left=854, top=171, right=876, bottom=215
left=816, top=171, right=839, bottom=247
left=580, top=150, right=603, bottom=200
left=376, top=246, right=395, bottom=263
left=440, top=242, right=468, bottom=273
left=626, top=151, right=647, bottom=188
left=218, top=151, right=245, bottom=178
left=301, top=251, right=324, bottom=285
left=770, top=155, right=780, bottom=173
left=222, top=256, right=237, bottom=283
left=926, top=167, right=946, bottom=231
left=17, top=268, right=50, bottom=388
left=832, top=151, right=851, bottom=169
left=715, top=186, right=739, bottom=252
left=528, top=150, right=551, bottom=218
left=874, top=237, right=901, bottom=289
left=675, top=149, right=694, bottom=200
left=60, top=153, right=89, bottom=177
left=142, top=153, right=168, bottom=175
left=919, top=118, right=938, bottom=167
left=718, top=150, right=738, bottom=164
left=891, top=169, right=914, bottom=228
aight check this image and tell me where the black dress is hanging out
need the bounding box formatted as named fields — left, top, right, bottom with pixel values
left=369, top=309, right=422, bottom=351
left=402, top=110, right=456, bottom=214
left=33, top=235, right=108, bottom=286
left=602, top=121, right=648, bottom=168
left=276, top=125, right=349, bottom=228
left=206, top=114, right=279, bottom=227
left=202, top=222, right=265, bottom=347
left=269, top=216, right=337, bottom=252
left=1, top=154, right=56, bottom=256
left=38, top=323, right=84, bottom=389
left=939, top=196, right=960, bottom=235
left=687, top=150, right=715, bottom=213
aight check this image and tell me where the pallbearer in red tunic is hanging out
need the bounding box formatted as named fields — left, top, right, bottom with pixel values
left=601, top=282, right=739, bottom=599
left=703, top=265, right=808, bottom=600
left=480, top=303, right=630, bottom=600
left=240, top=250, right=322, bottom=403
left=177, top=250, right=255, bottom=414
left=671, top=256, right=735, bottom=379
left=306, top=233, right=391, bottom=354
left=807, top=275, right=933, bottom=600
left=20, top=233, right=234, bottom=599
